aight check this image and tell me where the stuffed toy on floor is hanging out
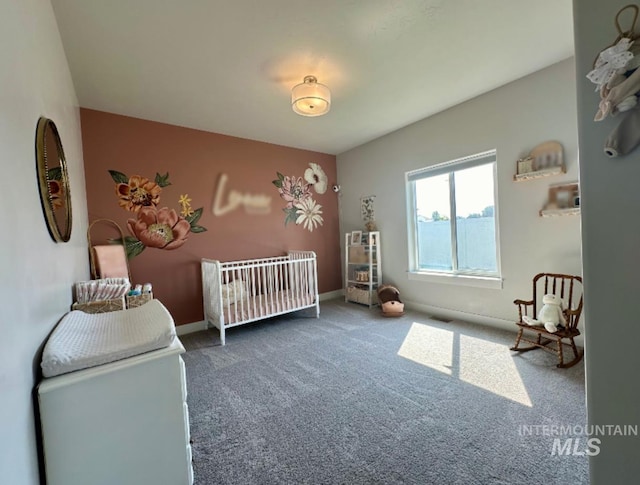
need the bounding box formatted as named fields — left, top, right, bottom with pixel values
left=377, top=284, right=404, bottom=317
left=522, top=293, right=566, bottom=333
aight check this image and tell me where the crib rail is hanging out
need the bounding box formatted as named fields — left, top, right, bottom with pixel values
left=201, top=251, right=319, bottom=344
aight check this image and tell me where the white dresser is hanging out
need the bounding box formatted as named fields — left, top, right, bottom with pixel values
left=37, top=337, right=193, bottom=485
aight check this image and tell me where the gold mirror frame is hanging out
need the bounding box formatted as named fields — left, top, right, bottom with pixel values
left=35, top=117, right=72, bottom=242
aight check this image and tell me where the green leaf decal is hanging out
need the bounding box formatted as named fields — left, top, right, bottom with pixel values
left=283, top=206, right=298, bottom=226
left=273, top=172, right=286, bottom=188
left=190, top=225, right=207, bottom=233
left=108, top=170, right=129, bottom=184
left=124, top=238, right=146, bottom=259
left=48, top=166, right=62, bottom=181
left=186, top=207, right=203, bottom=225
left=155, top=172, right=172, bottom=187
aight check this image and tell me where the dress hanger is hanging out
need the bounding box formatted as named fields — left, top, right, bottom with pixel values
left=592, top=4, right=639, bottom=68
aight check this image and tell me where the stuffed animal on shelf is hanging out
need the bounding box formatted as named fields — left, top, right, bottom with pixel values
left=522, top=293, right=566, bottom=333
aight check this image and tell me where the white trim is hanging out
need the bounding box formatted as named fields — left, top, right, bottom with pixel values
left=404, top=300, right=585, bottom=347
left=406, top=149, right=497, bottom=180
left=491, top=159, right=503, bottom=279
left=176, top=289, right=344, bottom=336
left=404, top=300, right=515, bottom=333
left=176, top=320, right=207, bottom=336
left=406, top=155, right=501, bottom=280
left=408, top=271, right=503, bottom=289
left=319, top=289, right=344, bottom=301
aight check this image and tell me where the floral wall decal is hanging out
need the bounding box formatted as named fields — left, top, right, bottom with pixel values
left=47, top=166, right=65, bottom=210
left=304, top=162, right=328, bottom=194
left=273, top=162, right=326, bottom=232
left=178, top=194, right=194, bottom=217
left=361, top=195, right=377, bottom=231
left=109, top=170, right=206, bottom=258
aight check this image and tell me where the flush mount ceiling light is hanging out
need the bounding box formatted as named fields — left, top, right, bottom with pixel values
left=291, top=75, right=331, bottom=117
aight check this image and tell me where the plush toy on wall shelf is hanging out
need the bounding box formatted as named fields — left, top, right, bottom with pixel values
left=522, top=293, right=566, bottom=333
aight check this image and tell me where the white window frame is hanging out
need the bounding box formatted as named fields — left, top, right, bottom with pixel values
left=406, top=150, right=502, bottom=289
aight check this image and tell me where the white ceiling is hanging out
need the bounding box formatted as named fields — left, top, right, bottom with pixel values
left=51, top=0, right=574, bottom=155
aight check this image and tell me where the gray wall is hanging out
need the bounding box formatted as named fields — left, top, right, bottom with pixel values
left=337, top=59, right=582, bottom=331
left=0, top=0, right=88, bottom=483
left=574, top=0, right=640, bottom=481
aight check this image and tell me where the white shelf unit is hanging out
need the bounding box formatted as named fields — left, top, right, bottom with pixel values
left=345, top=231, right=381, bottom=308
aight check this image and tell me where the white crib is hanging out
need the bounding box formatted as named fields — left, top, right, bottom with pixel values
left=201, top=251, right=319, bottom=345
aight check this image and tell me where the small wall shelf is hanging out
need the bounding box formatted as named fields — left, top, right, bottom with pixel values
left=513, top=165, right=566, bottom=182
left=539, top=208, right=581, bottom=217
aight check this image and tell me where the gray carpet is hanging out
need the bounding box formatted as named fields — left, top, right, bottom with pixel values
left=180, top=299, right=587, bottom=485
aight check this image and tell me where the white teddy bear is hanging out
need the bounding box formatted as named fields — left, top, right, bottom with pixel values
left=522, top=293, right=566, bottom=333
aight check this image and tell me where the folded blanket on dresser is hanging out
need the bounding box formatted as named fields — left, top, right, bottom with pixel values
left=41, top=299, right=176, bottom=378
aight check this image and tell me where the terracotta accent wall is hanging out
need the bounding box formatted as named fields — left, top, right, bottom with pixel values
left=81, top=109, right=340, bottom=325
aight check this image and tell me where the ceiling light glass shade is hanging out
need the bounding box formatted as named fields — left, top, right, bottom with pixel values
left=291, top=76, right=331, bottom=117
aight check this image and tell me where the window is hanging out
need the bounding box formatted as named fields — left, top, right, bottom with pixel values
left=406, top=150, right=500, bottom=283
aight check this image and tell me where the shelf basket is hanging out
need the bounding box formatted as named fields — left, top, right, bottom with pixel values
left=126, top=292, right=154, bottom=308
left=347, top=286, right=377, bottom=305
left=72, top=292, right=154, bottom=314
left=354, top=270, right=369, bottom=282
left=72, top=296, right=126, bottom=314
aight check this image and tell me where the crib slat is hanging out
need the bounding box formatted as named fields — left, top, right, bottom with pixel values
left=279, top=261, right=283, bottom=310
left=296, top=260, right=301, bottom=307
left=250, top=265, right=256, bottom=319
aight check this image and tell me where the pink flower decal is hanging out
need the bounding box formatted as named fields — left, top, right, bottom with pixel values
left=278, top=175, right=312, bottom=208
left=127, top=206, right=191, bottom=250
left=272, top=166, right=326, bottom=231
left=108, top=170, right=206, bottom=258
left=48, top=179, right=65, bottom=210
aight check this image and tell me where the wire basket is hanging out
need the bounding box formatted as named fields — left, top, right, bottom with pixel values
left=71, top=296, right=126, bottom=314
left=346, top=286, right=377, bottom=305
left=126, top=292, right=154, bottom=308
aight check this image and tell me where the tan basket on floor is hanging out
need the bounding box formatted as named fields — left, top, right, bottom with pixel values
left=347, top=286, right=377, bottom=305
left=71, top=296, right=126, bottom=314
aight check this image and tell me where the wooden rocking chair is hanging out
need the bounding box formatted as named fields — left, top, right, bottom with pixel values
left=510, top=273, right=584, bottom=368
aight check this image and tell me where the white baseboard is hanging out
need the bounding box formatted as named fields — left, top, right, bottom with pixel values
left=175, top=297, right=584, bottom=348
left=176, top=320, right=207, bottom=336
left=175, top=290, right=343, bottom=336
left=319, top=289, right=344, bottom=301
left=404, top=300, right=585, bottom=347
left=404, top=300, right=516, bottom=334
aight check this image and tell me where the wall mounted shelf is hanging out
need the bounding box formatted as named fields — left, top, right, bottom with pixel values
left=539, top=208, right=581, bottom=217
left=513, top=165, right=566, bottom=182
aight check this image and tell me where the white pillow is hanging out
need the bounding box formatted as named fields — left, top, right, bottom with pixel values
left=221, top=279, right=246, bottom=308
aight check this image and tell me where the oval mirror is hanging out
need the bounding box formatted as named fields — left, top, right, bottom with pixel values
left=35, top=117, right=72, bottom=242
